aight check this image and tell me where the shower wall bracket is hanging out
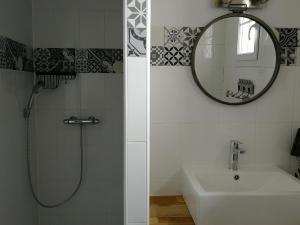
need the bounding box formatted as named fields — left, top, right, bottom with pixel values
left=36, top=72, right=76, bottom=89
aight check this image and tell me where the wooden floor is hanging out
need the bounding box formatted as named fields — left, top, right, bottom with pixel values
left=150, top=196, right=195, bottom=225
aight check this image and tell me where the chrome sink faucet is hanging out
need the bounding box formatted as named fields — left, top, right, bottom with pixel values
left=229, top=140, right=246, bottom=171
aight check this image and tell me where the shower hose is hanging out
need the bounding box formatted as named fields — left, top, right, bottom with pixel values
left=25, top=117, right=84, bottom=208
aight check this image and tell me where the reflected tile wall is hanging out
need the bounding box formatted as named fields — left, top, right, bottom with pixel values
left=0, top=36, right=33, bottom=72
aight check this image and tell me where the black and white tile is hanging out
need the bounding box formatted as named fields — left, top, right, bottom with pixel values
left=88, top=49, right=114, bottom=73
left=128, top=28, right=146, bottom=57
left=276, top=28, right=299, bottom=66
left=35, top=48, right=123, bottom=74
left=0, top=36, right=33, bottom=72
left=112, top=49, right=124, bottom=73
left=151, top=46, right=164, bottom=66
left=160, top=26, right=202, bottom=66
left=127, top=0, right=147, bottom=29
left=75, top=49, right=88, bottom=73
left=164, top=46, right=190, bottom=66
left=280, top=47, right=297, bottom=66
left=164, top=26, right=203, bottom=49
left=277, top=28, right=299, bottom=47
left=182, top=46, right=192, bottom=66
left=34, top=48, right=75, bottom=73
left=164, top=27, right=185, bottom=48
left=182, top=27, right=203, bottom=47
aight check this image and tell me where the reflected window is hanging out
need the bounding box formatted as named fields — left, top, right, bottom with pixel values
left=237, top=18, right=260, bottom=60
left=204, top=26, right=213, bottom=58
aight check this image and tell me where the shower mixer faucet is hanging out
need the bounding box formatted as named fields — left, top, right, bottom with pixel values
left=63, top=116, right=100, bottom=125
left=229, top=140, right=246, bottom=171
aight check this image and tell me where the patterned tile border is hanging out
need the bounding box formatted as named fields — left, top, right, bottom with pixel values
left=34, top=48, right=123, bottom=74
left=150, top=26, right=202, bottom=66
left=128, top=28, right=146, bottom=57
left=151, top=46, right=164, bottom=66
left=164, top=26, right=203, bottom=48
left=127, top=0, right=147, bottom=29
left=276, top=28, right=300, bottom=66
left=151, top=26, right=300, bottom=67
left=127, top=0, right=147, bottom=57
left=34, top=48, right=75, bottom=74
left=0, top=36, right=33, bottom=72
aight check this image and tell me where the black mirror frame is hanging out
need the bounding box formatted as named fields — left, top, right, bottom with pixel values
left=191, top=13, right=281, bottom=106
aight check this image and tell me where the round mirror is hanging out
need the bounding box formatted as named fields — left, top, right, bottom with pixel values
left=192, top=13, right=281, bottom=105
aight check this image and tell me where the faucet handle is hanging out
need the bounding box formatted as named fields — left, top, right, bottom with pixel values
left=239, top=148, right=246, bottom=154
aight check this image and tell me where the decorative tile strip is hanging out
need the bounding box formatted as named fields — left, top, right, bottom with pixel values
left=0, top=36, right=33, bottom=72
left=151, top=26, right=202, bottom=66
left=34, top=48, right=75, bottom=73
left=128, top=28, right=146, bottom=57
left=34, top=48, right=123, bottom=74
left=151, top=46, right=164, bottom=66
left=127, top=0, right=147, bottom=29
left=276, top=28, right=299, bottom=66
left=151, top=26, right=300, bottom=67
left=127, top=0, right=147, bottom=57
left=164, top=26, right=203, bottom=48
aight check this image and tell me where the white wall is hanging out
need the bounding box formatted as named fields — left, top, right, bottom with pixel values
left=32, top=1, right=124, bottom=225
left=151, top=0, right=300, bottom=196
left=0, top=0, right=38, bottom=224
left=33, top=74, right=123, bottom=225
left=32, top=0, right=122, bottom=48
left=0, top=0, right=32, bottom=45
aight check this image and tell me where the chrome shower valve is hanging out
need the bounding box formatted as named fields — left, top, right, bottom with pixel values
left=63, top=116, right=100, bottom=125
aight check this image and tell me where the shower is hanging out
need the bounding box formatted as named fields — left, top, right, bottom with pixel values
left=24, top=81, right=100, bottom=208
left=23, top=81, right=44, bottom=119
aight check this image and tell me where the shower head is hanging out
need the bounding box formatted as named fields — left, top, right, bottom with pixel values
left=24, top=81, right=45, bottom=118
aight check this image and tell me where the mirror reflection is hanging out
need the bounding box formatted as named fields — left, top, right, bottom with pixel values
left=193, top=16, right=279, bottom=104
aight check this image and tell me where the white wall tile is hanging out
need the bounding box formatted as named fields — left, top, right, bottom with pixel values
left=80, top=74, right=105, bottom=111
left=127, top=142, right=147, bottom=223
left=254, top=123, right=292, bottom=170
left=79, top=0, right=122, bottom=11
left=105, top=11, right=123, bottom=48
left=0, top=0, right=32, bottom=45
left=0, top=70, right=37, bottom=225
left=79, top=11, right=105, bottom=48
left=151, top=177, right=181, bottom=196
left=150, top=124, right=181, bottom=179
left=33, top=9, right=79, bottom=48
left=255, top=67, right=294, bottom=123
left=32, top=0, right=80, bottom=10
left=127, top=57, right=147, bottom=142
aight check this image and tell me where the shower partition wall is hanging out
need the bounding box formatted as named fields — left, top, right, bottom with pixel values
left=31, top=0, right=124, bottom=224
left=124, top=0, right=151, bottom=225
